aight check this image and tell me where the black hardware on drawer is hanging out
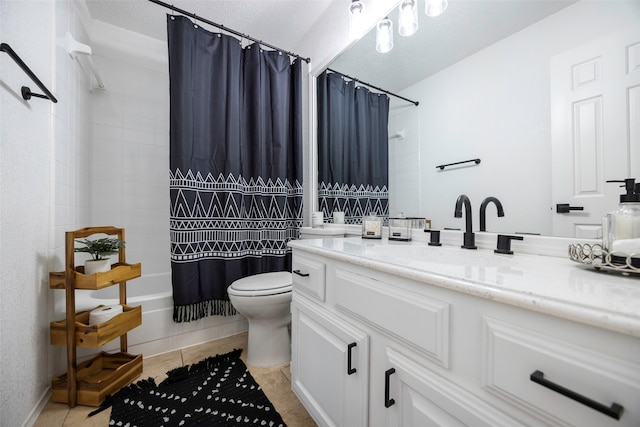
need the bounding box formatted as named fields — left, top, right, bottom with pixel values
left=292, top=269, right=309, bottom=277
left=384, top=368, right=396, bottom=408
left=530, top=370, right=624, bottom=420
left=347, top=342, right=357, bottom=375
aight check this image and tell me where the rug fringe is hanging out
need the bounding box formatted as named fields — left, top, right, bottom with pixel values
left=160, top=348, right=243, bottom=386
left=173, top=299, right=237, bottom=323
left=87, top=377, right=157, bottom=417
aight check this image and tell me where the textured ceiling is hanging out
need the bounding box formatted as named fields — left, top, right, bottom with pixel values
left=85, top=0, right=337, bottom=54
left=85, top=0, right=575, bottom=93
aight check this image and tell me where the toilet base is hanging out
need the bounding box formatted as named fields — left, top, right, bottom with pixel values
left=246, top=318, right=291, bottom=366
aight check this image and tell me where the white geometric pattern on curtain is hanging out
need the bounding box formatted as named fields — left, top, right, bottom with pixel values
left=170, top=171, right=303, bottom=261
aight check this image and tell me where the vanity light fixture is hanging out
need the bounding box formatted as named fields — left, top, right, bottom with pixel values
left=398, top=0, right=418, bottom=37
left=376, top=16, right=394, bottom=53
left=348, top=0, right=365, bottom=38
left=425, top=0, right=448, bottom=17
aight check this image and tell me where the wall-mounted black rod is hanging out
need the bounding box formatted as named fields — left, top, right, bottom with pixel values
left=436, top=158, right=481, bottom=170
left=1, top=43, right=58, bottom=103
left=147, top=0, right=310, bottom=63
left=326, top=68, right=419, bottom=106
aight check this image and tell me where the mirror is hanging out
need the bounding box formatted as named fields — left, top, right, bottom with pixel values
left=325, top=0, right=640, bottom=237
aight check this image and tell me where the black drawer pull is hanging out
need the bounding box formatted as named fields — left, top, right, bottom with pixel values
left=384, top=368, right=396, bottom=408
left=530, top=370, right=624, bottom=420
left=347, top=342, right=357, bottom=375
left=292, top=269, right=309, bottom=277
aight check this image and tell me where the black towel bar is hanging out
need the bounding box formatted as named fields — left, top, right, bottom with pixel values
left=1, top=42, right=58, bottom=103
left=436, top=158, right=481, bottom=170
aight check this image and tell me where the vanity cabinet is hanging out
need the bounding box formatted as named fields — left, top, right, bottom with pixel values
left=291, top=297, right=369, bottom=426
left=290, top=245, right=640, bottom=427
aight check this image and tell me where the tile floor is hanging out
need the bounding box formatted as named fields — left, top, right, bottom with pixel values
left=34, top=332, right=316, bottom=426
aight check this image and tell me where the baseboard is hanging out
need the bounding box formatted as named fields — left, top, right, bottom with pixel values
left=21, top=388, right=51, bottom=427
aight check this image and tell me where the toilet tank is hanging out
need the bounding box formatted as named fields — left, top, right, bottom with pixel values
left=299, top=227, right=346, bottom=239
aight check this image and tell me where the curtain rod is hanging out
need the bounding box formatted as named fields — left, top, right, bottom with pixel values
left=326, top=68, right=419, bottom=106
left=147, top=0, right=310, bottom=63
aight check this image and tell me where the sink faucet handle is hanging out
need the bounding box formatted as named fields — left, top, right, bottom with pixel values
left=428, top=230, right=442, bottom=246
left=495, top=234, right=524, bottom=255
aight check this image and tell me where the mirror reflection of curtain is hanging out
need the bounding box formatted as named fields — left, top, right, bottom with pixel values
left=167, top=15, right=304, bottom=322
left=317, top=71, right=390, bottom=224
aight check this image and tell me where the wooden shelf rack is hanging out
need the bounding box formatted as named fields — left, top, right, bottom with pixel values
left=49, top=226, right=143, bottom=407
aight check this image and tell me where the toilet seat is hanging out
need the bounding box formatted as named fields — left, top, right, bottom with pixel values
left=227, top=271, right=292, bottom=297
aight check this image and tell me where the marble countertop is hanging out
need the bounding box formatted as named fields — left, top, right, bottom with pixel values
left=289, top=237, right=640, bottom=337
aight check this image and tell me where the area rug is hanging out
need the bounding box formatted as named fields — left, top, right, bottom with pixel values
left=89, top=348, right=287, bottom=427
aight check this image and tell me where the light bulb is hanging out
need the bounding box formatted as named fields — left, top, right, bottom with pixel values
left=398, top=0, right=418, bottom=37
left=425, top=0, right=448, bottom=17
left=349, top=0, right=365, bottom=38
left=376, top=17, right=393, bottom=53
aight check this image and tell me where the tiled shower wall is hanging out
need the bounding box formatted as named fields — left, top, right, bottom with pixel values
left=89, top=33, right=171, bottom=285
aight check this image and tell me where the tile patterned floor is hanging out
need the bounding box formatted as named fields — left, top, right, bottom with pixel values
left=34, top=332, right=316, bottom=426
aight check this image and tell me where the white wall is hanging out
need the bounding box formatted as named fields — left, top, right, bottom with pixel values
left=0, top=2, right=53, bottom=424
left=0, top=0, right=92, bottom=424
left=389, top=1, right=640, bottom=235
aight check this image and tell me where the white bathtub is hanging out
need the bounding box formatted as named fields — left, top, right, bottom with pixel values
left=74, top=273, right=247, bottom=359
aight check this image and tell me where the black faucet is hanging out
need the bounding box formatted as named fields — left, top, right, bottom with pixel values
left=479, top=196, right=505, bottom=232
left=454, top=194, right=477, bottom=249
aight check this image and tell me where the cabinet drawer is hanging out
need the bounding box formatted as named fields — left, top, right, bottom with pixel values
left=292, top=253, right=326, bottom=301
left=484, top=317, right=640, bottom=426
left=334, top=267, right=449, bottom=367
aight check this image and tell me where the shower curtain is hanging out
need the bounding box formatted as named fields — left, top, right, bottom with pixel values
left=317, top=71, right=389, bottom=224
left=167, top=15, right=303, bottom=322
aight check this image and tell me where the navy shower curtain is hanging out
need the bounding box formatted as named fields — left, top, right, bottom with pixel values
left=317, top=71, right=389, bottom=224
left=167, top=15, right=303, bottom=322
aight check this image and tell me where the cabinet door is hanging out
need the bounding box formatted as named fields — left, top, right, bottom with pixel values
left=291, top=296, right=369, bottom=427
left=375, top=346, right=522, bottom=427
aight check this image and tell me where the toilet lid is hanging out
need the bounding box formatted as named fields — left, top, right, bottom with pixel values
left=228, top=271, right=292, bottom=296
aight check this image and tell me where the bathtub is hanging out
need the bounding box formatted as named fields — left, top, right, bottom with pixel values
left=73, top=272, right=248, bottom=360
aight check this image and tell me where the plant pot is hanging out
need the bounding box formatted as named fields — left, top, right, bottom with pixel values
left=84, top=259, right=111, bottom=275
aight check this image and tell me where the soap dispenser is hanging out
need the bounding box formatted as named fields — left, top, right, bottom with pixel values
left=602, top=179, right=640, bottom=261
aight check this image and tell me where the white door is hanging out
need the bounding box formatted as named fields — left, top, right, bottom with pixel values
left=551, top=28, right=640, bottom=238
left=290, top=297, right=369, bottom=427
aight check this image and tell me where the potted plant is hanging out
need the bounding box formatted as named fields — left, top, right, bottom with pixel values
left=74, top=237, right=125, bottom=275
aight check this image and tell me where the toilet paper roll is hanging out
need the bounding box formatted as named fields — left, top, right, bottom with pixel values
left=89, top=304, right=123, bottom=325
left=333, top=211, right=345, bottom=224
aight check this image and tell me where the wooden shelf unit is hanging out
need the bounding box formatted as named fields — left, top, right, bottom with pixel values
left=49, top=226, right=143, bottom=407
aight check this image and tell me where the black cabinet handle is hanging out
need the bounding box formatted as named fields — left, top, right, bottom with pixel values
left=292, top=269, right=309, bottom=277
left=347, top=342, right=357, bottom=375
left=530, top=370, right=624, bottom=420
left=384, top=368, right=396, bottom=408
left=556, top=203, right=585, bottom=214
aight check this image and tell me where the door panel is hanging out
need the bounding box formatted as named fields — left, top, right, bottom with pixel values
left=551, top=28, right=640, bottom=237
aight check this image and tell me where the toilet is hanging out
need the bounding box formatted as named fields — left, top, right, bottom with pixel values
left=228, top=226, right=346, bottom=366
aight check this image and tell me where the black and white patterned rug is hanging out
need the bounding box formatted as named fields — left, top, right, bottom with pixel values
left=89, top=348, right=287, bottom=427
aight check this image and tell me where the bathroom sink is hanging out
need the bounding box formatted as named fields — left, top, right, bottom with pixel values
left=362, top=243, right=517, bottom=269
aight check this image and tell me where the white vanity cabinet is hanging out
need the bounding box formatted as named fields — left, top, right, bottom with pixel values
left=291, top=254, right=370, bottom=427
left=289, top=240, right=640, bottom=427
